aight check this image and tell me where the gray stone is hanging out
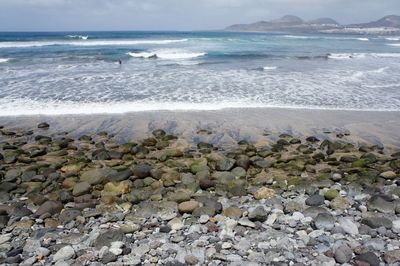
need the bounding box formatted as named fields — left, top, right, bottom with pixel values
left=35, top=201, right=63, bottom=216
left=338, top=217, right=359, bottom=235
left=367, top=195, right=395, bottom=214
left=248, top=206, right=269, bottom=222
left=361, top=216, right=392, bottom=229
left=93, top=230, right=124, bottom=248
left=314, top=213, right=335, bottom=230
left=355, top=252, right=380, bottom=266
left=133, top=164, right=152, bottom=178
left=305, top=194, right=325, bottom=206
left=53, top=245, right=75, bottom=262
left=72, top=182, right=91, bottom=197
left=334, top=244, right=352, bottom=264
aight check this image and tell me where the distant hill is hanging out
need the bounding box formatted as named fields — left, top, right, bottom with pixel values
left=225, top=15, right=400, bottom=35
left=349, top=15, right=400, bottom=28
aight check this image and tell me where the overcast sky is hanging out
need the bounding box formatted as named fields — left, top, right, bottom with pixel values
left=0, top=0, right=398, bottom=31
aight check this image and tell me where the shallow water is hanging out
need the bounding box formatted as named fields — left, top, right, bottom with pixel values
left=0, top=31, right=400, bottom=115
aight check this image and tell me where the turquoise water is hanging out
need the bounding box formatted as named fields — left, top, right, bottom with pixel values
left=0, top=31, right=400, bottom=115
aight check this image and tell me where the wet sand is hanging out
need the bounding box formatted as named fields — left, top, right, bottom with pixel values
left=0, top=108, right=399, bottom=148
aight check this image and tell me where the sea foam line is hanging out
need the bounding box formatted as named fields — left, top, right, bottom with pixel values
left=0, top=58, right=9, bottom=63
left=127, top=51, right=206, bottom=60
left=0, top=39, right=188, bottom=48
left=0, top=100, right=398, bottom=116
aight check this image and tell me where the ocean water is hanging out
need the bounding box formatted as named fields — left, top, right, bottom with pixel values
left=0, top=31, right=400, bottom=115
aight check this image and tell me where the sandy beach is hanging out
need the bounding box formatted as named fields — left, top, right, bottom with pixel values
left=1, top=108, right=399, bottom=148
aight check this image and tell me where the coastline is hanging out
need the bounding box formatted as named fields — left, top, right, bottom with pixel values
left=1, top=107, right=399, bottom=148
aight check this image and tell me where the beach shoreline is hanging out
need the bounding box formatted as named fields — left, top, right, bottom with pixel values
left=1, top=107, right=399, bottom=148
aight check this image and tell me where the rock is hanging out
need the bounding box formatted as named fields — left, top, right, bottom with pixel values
left=380, top=171, right=397, bottom=179
left=102, top=252, right=117, bottom=264
left=80, top=168, right=116, bottom=185
left=248, top=206, right=269, bottom=222
left=35, top=201, right=63, bottom=216
left=367, top=195, right=395, bottom=213
left=223, top=207, right=243, bottom=219
left=384, top=250, right=400, bottom=264
left=314, top=213, right=335, bottom=230
left=59, top=209, right=81, bottom=223
left=305, top=194, right=325, bottom=206
left=184, top=254, right=199, bottom=265
left=178, top=200, right=199, bottom=214
left=72, top=182, right=91, bottom=197
left=324, top=189, right=339, bottom=201
left=168, top=217, right=184, bottom=230
left=53, top=245, right=75, bottom=262
left=133, top=164, right=152, bottom=178
left=238, top=217, right=256, bottom=228
left=303, top=206, right=329, bottom=219
left=330, top=197, right=350, bottom=211
left=253, top=187, right=275, bottom=200
left=103, top=181, right=130, bottom=195
left=392, top=219, right=400, bottom=233
left=355, top=252, right=380, bottom=266
left=335, top=244, right=353, bottom=264
left=93, top=230, right=124, bottom=248
left=192, top=206, right=216, bottom=217
left=338, top=217, right=359, bottom=235
left=38, top=122, right=50, bottom=129
left=216, top=157, right=235, bottom=171
left=361, top=216, right=392, bottom=229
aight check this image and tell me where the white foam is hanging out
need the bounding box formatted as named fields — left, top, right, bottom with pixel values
left=357, top=38, right=369, bottom=41
left=127, top=52, right=156, bottom=58
left=127, top=50, right=206, bottom=60
left=263, top=66, right=277, bottom=70
left=0, top=39, right=188, bottom=48
left=67, top=35, right=89, bottom=40
left=385, top=37, right=400, bottom=41
left=283, top=35, right=315, bottom=39
left=388, top=43, right=400, bottom=47
left=0, top=99, right=397, bottom=116
left=328, top=53, right=400, bottom=59
left=0, top=58, right=9, bottom=63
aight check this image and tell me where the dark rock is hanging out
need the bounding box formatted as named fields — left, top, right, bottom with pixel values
left=199, top=179, right=215, bottom=190
left=361, top=216, right=392, bottom=229
left=355, top=252, right=380, bottom=266
left=305, top=194, right=325, bottom=206
left=35, top=201, right=63, bottom=217
left=306, top=136, right=320, bottom=143
left=101, top=252, right=118, bottom=263
left=133, top=164, right=152, bottom=178
left=109, top=169, right=132, bottom=182
left=38, top=122, right=50, bottom=129
left=159, top=225, right=172, bottom=233
left=303, top=206, right=329, bottom=219
left=11, top=204, right=33, bottom=218
left=248, top=206, right=268, bottom=222
left=92, top=149, right=111, bottom=160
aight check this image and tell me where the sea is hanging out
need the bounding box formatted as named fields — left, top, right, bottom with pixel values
left=0, top=31, right=400, bottom=116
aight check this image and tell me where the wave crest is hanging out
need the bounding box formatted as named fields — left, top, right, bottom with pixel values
left=127, top=50, right=206, bottom=60
left=0, top=39, right=188, bottom=48
left=0, top=58, right=9, bottom=63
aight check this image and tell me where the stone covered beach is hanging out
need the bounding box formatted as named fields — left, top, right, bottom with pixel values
left=0, top=109, right=399, bottom=266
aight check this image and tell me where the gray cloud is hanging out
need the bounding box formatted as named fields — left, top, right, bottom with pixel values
left=0, top=0, right=399, bottom=31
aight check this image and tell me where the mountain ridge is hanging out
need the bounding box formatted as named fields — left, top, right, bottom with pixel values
left=225, top=15, right=400, bottom=35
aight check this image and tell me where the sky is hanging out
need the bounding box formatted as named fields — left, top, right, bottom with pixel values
left=0, top=0, right=399, bottom=31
